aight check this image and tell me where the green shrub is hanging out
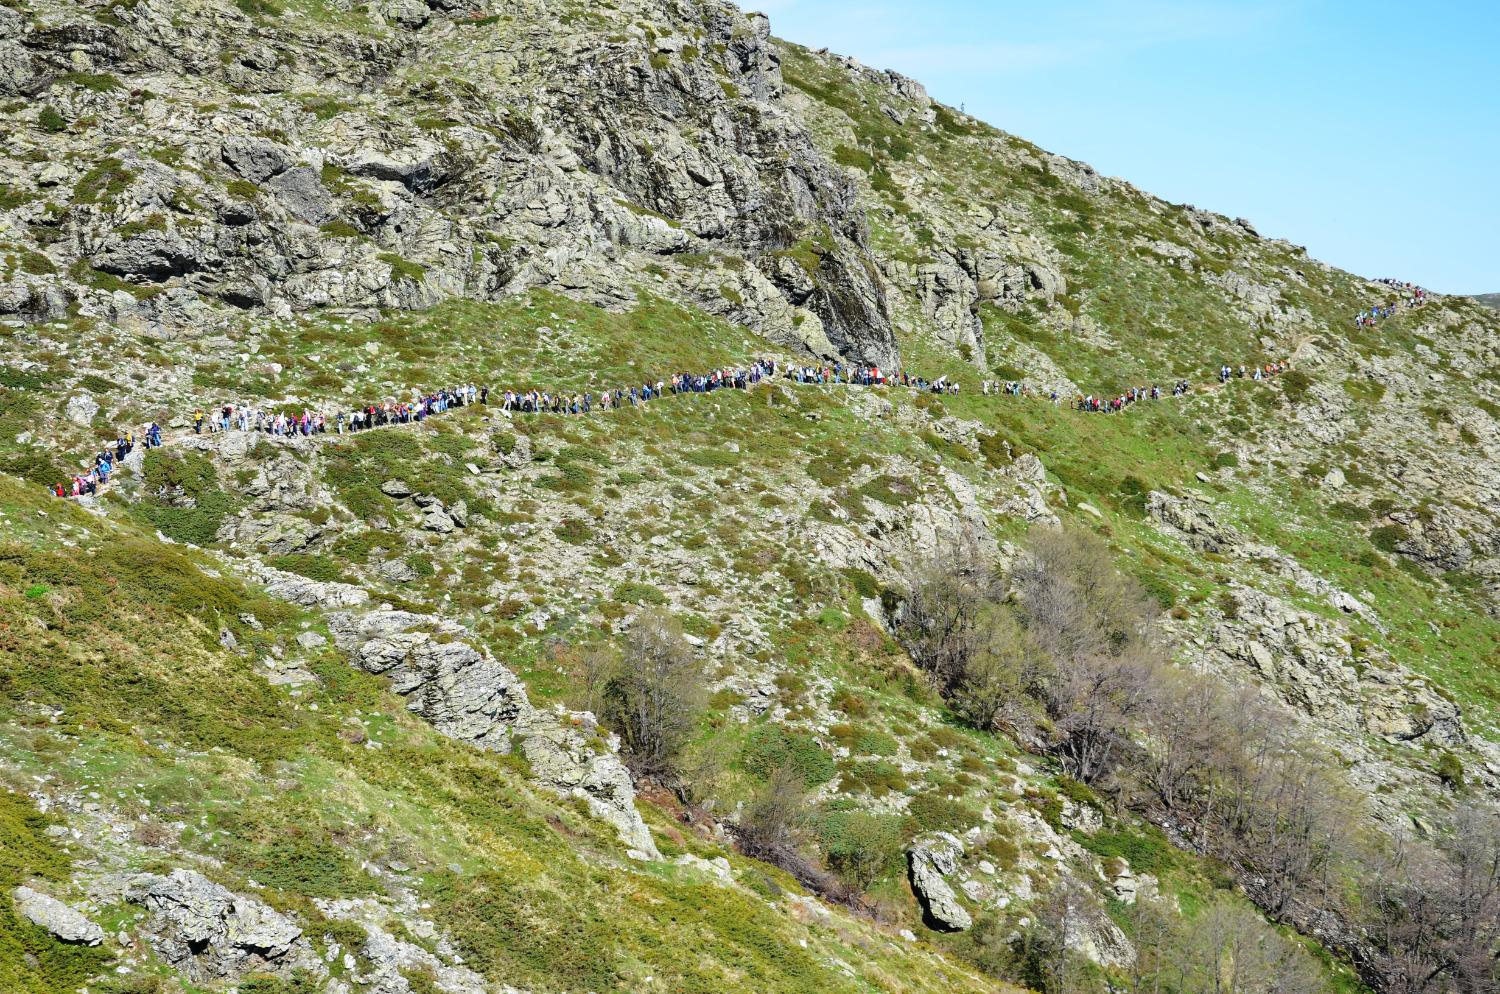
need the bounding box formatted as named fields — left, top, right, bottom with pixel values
left=135, top=449, right=241, bottom=546
left=320, top=219, right=361, bottom=239
left=1435, top=751, right=1465, bottom=789
left=829, top=686, right=869, bottom=717
left=37, top=106, right=67, bottom=133
left=839, top=760, right=907, bottom=796
left=830, top=723, right=898, bottom=756
left=266, top=554, right=347, bottom=584
left=742, top=724, right=836, bottom=787
left=379, top=252, right=426, bottom=284
left=842, top=568, right=881, bottom=600
left=906, top=790, right=979, bottom=834
left=982, top=833, right=1021, bottom=871
left=817, top=810, right=904, bottom=889
left=1073, top=826, right=1175, bottom=875
left=60, top=72, right=121, bottom=92
left=1280, top=369, right=1313, bottom=403
left=613, top=581, right=667, bottom=605
left=1370, top=524, right=1407, bottom=553
left=236, top=970, right=321, bottom=994
left=74, top=158, right=136, bottom=205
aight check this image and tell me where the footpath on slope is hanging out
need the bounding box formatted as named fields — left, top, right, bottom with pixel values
left=49, top=350, right=1310, bottom=503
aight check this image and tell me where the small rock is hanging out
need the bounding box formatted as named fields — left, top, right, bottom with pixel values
left=65, top=394, right=99, bottom=427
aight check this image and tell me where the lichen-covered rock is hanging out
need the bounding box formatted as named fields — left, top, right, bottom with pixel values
left=308, top=594, right=659, bottom=858
left=907, top=832, right=972, bottom=932
left=125, top=869, right=308, bottom=981
left=12, top=885, right=105, bottom=946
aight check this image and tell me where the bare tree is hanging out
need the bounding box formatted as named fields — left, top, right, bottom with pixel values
left=1030, top=876, right=1106, bottom=994
left=900, top=527, right=1004, bottom=693
left=1012, top=526, right=1156, bottom=667
left=1044, top=647, right=1159, bottom=785
left=734, top=765, right=848, bottom=901
left=1174, top=897, right=1327, bottom=994
left=565, top=642, right=620, bottom=717
left=599, top=608, right=705, bottom=781
left=950, top=604, right=1047, bottom=738
left=1364, top=809, right=1500, bottom=994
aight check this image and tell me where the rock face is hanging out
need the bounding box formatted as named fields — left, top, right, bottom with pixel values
left=12, top=885, right=105, bottom=945
left=1144, top=491, right=1466, bottom=749
left=0, top=0, right=897, bottom=363
left=125, top=869, right=307, bottom=981
left=247, top=564, right=659, bottom=858
left=907, top=832, right=972, bottom=932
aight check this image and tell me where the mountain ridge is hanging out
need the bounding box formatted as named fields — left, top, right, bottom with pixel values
left=2, top=2, right=1499, bottom=994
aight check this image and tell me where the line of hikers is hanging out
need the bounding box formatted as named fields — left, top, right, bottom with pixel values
left=499, top=360, right=778, bottom=414
left=50, top=362, right=782, bottom=497
left=192, top=384, right=484, bottom=437
left=1218, top=361, right=1291, bottom=384
left=49, top=423, right=163, bottom=498
left=783, top=363, right=964, bottom=394
left=1074, top=382, right=1190, bottom=414
left=49, top=352, right=1295, bottom=499
left=1357, top=283, right=1428, bottom=328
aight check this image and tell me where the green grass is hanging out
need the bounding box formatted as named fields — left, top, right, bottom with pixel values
left=0, top=473, right=1014, bottom=994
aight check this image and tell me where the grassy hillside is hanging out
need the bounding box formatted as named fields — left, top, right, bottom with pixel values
left=1, top=2, right=1498, bottom=994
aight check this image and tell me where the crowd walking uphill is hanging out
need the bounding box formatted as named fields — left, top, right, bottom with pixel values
left=1356, top=281, right=1428, bottom=328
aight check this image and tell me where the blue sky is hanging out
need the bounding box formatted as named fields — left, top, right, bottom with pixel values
left=753, top=0, right=1499, bottom=294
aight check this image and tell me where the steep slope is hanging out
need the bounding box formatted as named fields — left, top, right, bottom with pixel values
left=3, top=2, right=1500, bottom=994
left=1476, top=293, right=1499, bottom=310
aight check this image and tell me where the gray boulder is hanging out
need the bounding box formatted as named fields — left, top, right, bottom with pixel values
left=12, top=886, right=105, bottom=946
left=93, top=230, right=205, bottom=280
left=345, top=144, right=445, bottom=194
left=266, top=166, right=335, bottom=225
left=250, top=564, right=371, bottom=610
left=220, top=136, right=294, bottom=184
left=0, top=279, right=70, bottom=323
left=372, top=0, right=433, bottom=29
left=421, top=505, right=455, bottom=533
left=0, top=5, right=24, bottom=38
left=380, top=557, right=419, bottom=583
left=327, top=607, right=660, bottom=858
left=380, top=478, right=414, bottom=498
left=126, top=869, right=304, bottom=981
left=65, top=393, right=99, bottom=427
left=907, top=832, right=972, bottom=932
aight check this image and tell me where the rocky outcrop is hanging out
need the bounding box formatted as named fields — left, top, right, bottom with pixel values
left=245, top=564, right=659, bottom=858
left=125, top=869, right=309, bottom=982
left=1148, top=491, right=1378, bottom=623
left=907, top=832, right=972, bottom=932
left=1209, top=584, right=1464, bottom=747
left=12, top=885, right=105, bottom=946
left=0, top=0, right=899, bottom=364
left=317, top=896, right=488, bottom=994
